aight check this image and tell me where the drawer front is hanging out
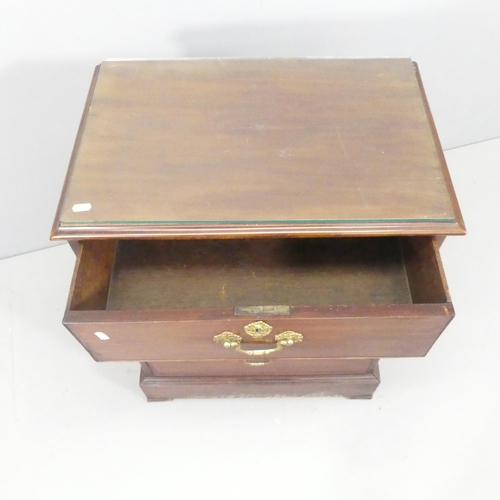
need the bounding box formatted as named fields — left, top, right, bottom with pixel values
left=139, top=361, right=381, bottom=400
left=144, top=358, right=377, bottom=377
left=64, top=236, right=454, bottom=362
left=64, top=305, right=453, bottom=362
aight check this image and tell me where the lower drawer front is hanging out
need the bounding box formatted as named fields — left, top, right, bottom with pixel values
left=140, top=361, right=381, bottom=400
left=145, top=358, right=376, bottom=377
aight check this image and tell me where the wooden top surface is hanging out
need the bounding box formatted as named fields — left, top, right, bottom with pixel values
left=52, top=58, right=464, bottom=239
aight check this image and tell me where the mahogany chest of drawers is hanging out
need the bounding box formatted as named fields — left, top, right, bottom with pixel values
left=51, top=58, right=465, bottom=400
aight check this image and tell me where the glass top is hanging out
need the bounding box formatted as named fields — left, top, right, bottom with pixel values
left=53, top=58, right=463, bottom=238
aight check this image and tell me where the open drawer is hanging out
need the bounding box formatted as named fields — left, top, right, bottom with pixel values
left=63, top=237, right=454, bottom=362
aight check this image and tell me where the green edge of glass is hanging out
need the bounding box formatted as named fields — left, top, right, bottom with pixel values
left=61, top=217, right=455, bottom=225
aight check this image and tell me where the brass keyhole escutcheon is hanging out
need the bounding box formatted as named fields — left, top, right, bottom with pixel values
left=213, top=321, right=303, bottom=356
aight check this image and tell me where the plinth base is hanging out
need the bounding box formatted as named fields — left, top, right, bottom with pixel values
left=139, top=361, right=380, bottom=401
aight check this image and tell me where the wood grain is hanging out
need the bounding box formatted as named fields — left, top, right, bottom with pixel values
left=52, top=58, right=464, bottom=400
left=63, top=237, right=453, bottom=362
left=68, top=239, right=116, bottom=311
left=144, top=358, right=376, bottom=377
left=51, top=58, right=465, bottom=239
left=139, top=361, right=380, bottom=400
left=106, top=237, right=412, bottom=310
left=63, top=310, right=453, bottom=361
left=399, top=237, right=450, bottom=304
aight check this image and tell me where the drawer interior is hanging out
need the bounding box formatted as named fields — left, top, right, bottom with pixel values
left=69, top=237, right=449, bottom=311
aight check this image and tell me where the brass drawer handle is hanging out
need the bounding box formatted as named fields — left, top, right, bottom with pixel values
left=213, top=321, right=303, bottom=357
